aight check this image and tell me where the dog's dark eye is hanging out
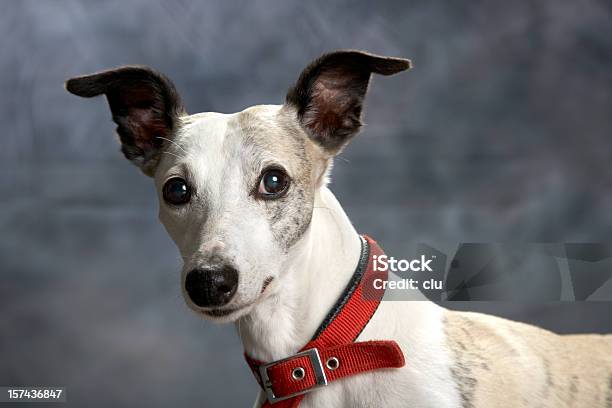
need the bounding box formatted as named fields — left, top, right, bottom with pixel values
left=257, top=168, right=290, bottom=198
left=163, top=177, right=191, bottom=206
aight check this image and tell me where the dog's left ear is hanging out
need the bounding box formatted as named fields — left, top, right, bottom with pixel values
left=285, top=50, right=411, bottom=155
left=65, top=66, right=185, bottom=176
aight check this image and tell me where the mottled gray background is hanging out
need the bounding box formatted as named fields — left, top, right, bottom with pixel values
left=1, top=1, right=611, bottom=407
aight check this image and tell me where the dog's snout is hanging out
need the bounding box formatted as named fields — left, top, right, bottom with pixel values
left=184, top=265, right=238, bottom=307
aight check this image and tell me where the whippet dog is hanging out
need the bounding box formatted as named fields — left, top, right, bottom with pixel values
left=66, top=50, right=612, bottom=407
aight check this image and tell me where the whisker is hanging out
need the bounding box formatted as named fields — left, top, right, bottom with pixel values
left=162, top=151, right=183, bottom=160
left=156, top=136, right=188, bottom=155
left=236, top=318, right=243, bottom=340
left=336, top=156, right=350, bottom=163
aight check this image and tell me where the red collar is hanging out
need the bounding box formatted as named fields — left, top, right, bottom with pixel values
left=244, top=235, right=405, bottom=407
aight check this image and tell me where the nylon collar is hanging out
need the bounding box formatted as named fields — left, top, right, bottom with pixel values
left=244, top=235, right=405, bottom=407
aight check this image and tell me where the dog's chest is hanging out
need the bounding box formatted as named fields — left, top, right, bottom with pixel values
left=298, top=301, right=462, bottom=408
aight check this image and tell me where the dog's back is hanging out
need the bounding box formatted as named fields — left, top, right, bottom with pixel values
left=443, top=310, right=612, bottom=407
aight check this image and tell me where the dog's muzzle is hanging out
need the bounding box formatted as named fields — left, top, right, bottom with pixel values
left=184, top=265, right=238, bottom=307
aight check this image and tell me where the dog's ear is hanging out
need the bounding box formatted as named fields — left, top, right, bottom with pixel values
left=285, top=50, right=411, bottom=155
left=65, top=66, right=185, bottom=176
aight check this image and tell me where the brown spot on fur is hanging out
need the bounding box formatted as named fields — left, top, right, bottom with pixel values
left=450, top=363, right=477, bottom=408
left=445, top=310, right=612, bottom=408
left=541, top=358, right=554, bottom=398
left=444, top=312, right=532, bottom=407
left=235, top=107, right=317, bottom=251
left=568, top=375, right=579, bottom=404
left=606, top=373, right=612, bottom=408
left=545, top=358, right=554, bottom=387
left=445, top=315, right=484, bottom=408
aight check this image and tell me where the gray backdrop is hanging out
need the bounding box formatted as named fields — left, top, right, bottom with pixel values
left=1, top=1, right=611, bottom=407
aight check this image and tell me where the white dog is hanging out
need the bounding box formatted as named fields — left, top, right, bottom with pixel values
left=67, top=50, right=612, bottom=407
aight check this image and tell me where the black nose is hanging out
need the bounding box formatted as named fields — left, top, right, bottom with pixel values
left=184, top=265, right=238, bottom=307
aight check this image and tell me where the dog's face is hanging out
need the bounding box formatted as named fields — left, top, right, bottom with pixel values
left=66, top=51, right=410, bottom=322
left=154, top=106, right=324, bottom=320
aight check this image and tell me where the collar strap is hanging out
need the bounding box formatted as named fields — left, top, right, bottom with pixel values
left=244, top=236, right=405, bottom=407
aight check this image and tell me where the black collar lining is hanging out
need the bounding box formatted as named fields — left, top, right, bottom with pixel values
left=310, top=235, right=370, bottom=340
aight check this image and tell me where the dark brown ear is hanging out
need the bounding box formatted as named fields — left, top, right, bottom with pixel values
left=285, top=50, right=411, bottom=155
left=65, top=66, right=185, bottom=176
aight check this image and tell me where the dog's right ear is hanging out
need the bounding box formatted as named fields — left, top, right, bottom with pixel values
left=65, top=66, right=185, bottom=176
left=285, top=50, right=411, bottom=156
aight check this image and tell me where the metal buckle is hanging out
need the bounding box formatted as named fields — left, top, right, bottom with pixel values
left=259, top=348, right=328, bottom=404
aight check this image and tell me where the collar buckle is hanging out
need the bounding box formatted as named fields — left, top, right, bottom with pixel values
left=259, top=348, right=328, bottom=404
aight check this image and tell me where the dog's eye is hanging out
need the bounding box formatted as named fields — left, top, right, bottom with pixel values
left=163, top=177, right=191, bottom=206
left=257, top=168, right=290, bottom=198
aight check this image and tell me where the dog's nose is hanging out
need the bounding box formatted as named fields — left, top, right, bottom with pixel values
left=184, top=265, right=238, bottom=307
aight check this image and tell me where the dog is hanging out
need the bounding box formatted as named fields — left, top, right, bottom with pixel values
left=66, top=50, right=612, bottom=407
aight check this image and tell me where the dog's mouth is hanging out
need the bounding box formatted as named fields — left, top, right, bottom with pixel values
left=200, top=276, right=275, bottom=318
left=261, top=276, right=274, bottom=294
left=202, top=307, right=241, bottom=317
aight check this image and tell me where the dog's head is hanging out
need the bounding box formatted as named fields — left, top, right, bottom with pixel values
left=66, top=51, right=410, bottom=322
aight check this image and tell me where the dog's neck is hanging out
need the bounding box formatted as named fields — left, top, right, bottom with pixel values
left=237, top=186, right=362, bottom=361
